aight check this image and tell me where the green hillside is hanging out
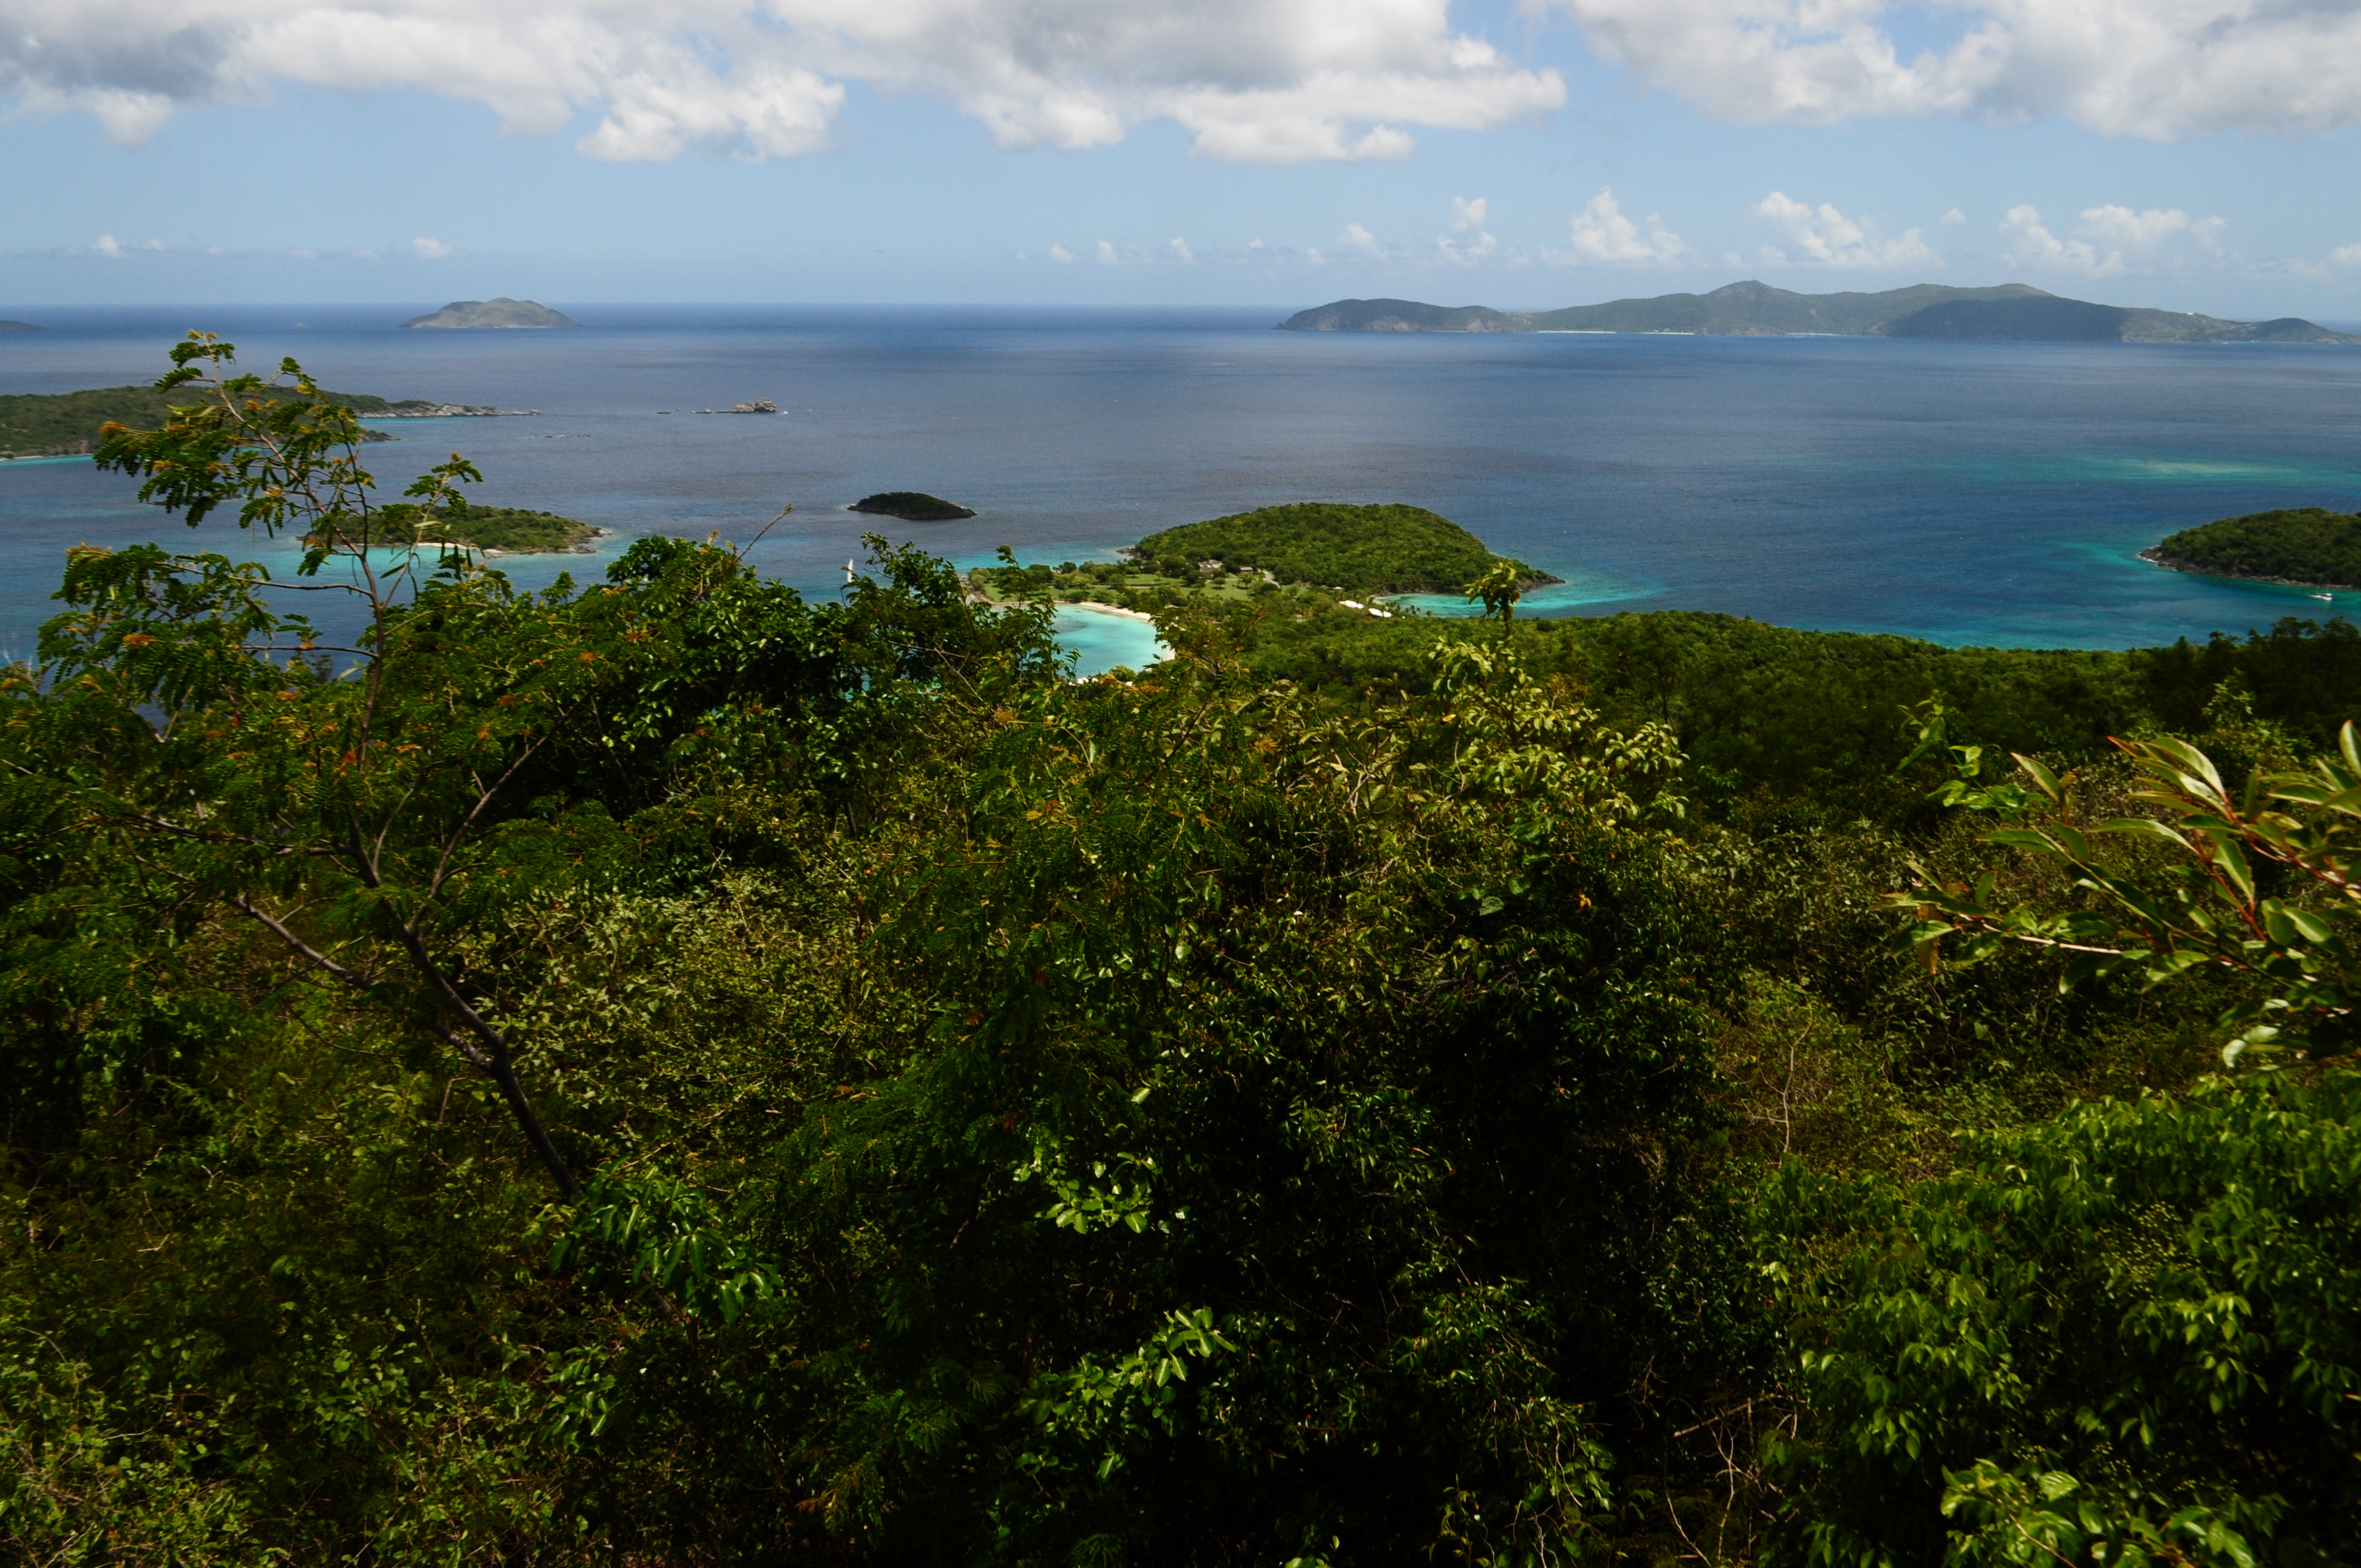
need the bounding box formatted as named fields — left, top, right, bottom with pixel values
left=1134, top=501, right=1539, bottom=594
left=1, top=383, right=416, bottom=459
left=2145, top=507, right=2361, bottom=588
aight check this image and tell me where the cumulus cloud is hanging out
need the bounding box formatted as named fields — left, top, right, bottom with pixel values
left=1750, top=191, right=1935, bottom=269
left=0, top=0, right=1564, bottom=163
left=92, top=233, right=124, bottom=257
left=1047, top=242, right=1075, bottom=263
left=1547, top=0, right=2361, bottom=139
left=2333, top=242, right=2361, bottom=270
left=411, top=235, right=452, bottom=259
left=1092, top=237, right=1198, bottom=264
left=1941, top=207, right=1966, bottom=225
left=1437, top=195, right=1495, bottom=265
left=1999, top=202, right=2224, bottom=276
left=1552, top=188, right=1685, bottom=266
left=1338, top=221, right=1385, bottom=257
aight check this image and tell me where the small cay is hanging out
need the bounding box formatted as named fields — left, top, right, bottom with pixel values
left=851, top=492, right=977, bottom=521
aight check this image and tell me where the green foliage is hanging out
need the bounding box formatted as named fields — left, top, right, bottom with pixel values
left=1135, top=502, right=1537, bottom=595
left=7, top=331, right=2360, bottom=1565
left=2148, top=508, right=2361, bottom=590
left=1899, top=717, right=2360, bottom=1065
left=1764, top=1074, right=2361, bottom=1568
left=1, top=380, right=417, bottom=458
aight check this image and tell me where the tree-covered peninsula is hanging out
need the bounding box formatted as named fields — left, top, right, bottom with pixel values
left=2145, top=506, right=2361, bottom=589
left=306, top=502, right=598, bottom=555
left=4, top=337, right=2359, bottom=1566
left=2, top=382, right=448, bottom=459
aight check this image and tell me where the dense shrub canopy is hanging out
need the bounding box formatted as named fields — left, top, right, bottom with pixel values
left=1, top=340, right=2355, bottom=1566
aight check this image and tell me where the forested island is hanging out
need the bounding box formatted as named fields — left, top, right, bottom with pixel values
left=969, top=502, right=1543, bottom=613
left=851, top=489, right=976, bottom=520
left=1282, top=280, right=2360, bottom=343
left=2146, top=506, right=2361, bottom=589
left=5, top=340, right=2360, bottom=1566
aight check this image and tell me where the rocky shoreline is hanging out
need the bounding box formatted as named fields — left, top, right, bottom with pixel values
left=2139, top=546, right=2354, bottom=592
left=362, top=405, right=540, bottom=420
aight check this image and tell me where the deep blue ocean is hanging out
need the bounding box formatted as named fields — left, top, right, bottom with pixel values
left=5, top=303, right=2359, bottom=674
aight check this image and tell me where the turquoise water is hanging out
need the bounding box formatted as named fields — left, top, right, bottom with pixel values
left=4, top=304, right=2360, bottom=661
left=1054, top=605, right=1167, bottom=677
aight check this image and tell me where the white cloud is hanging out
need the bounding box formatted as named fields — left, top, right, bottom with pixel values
left=1339, top=221, right=1384, bottom=256
left=1750, top=191, right=1935, bottom=270
left=0, top=0, right=1563, bottom=164
left=2333, top=243, right=2361, bottom=271
left=91, top=233, right=123, bottom=257
left=2076, top=204, right=2188, bottom=252
left=1552, top=188, right=1686, bottom=266
left=1547, top=0, right=2361, bottom=139
left=1092, top=237, right=1196, bottom=265
left=1999, top=202, right=2224, bottom=276
left=1941, top=207, right=1967, bottom=225
left=1437, top=195, right=1496, bottom=265
left=411, top=236, right=453, bottom=259
left=1048, top=242, right=1075, bottom=263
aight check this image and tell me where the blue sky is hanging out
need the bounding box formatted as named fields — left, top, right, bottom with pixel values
left=5, top=0, right=2360, bottom=318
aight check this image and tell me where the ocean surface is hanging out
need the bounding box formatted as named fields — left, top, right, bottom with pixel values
left=5, top=303, right=2360, bottom=675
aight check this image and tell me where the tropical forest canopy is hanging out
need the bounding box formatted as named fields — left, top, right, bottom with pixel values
left=2147, top=506, right=2361, bottom=590
left=2, top=336, right=2358, bottom=1566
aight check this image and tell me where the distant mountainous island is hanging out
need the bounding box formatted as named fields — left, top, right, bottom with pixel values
left=0, top=320, right=41, bottom=333
left=402, top=298, right=579, bottom=330
left=1280, top=281, right=2359, bottom=344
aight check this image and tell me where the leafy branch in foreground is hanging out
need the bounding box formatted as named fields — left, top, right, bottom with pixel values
left=10, top=337, right=866, bottom=1196
left=1892, top=701, right=2359, bottom=1065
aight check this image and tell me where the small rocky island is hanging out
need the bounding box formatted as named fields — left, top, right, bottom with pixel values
left=0, top=320, right=41, bottom=333
left=852, top=492, right=977, bottom=521
left=2145, top=507, right=2361, bottom=590
left=402, top=298, right=580, bottom=330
